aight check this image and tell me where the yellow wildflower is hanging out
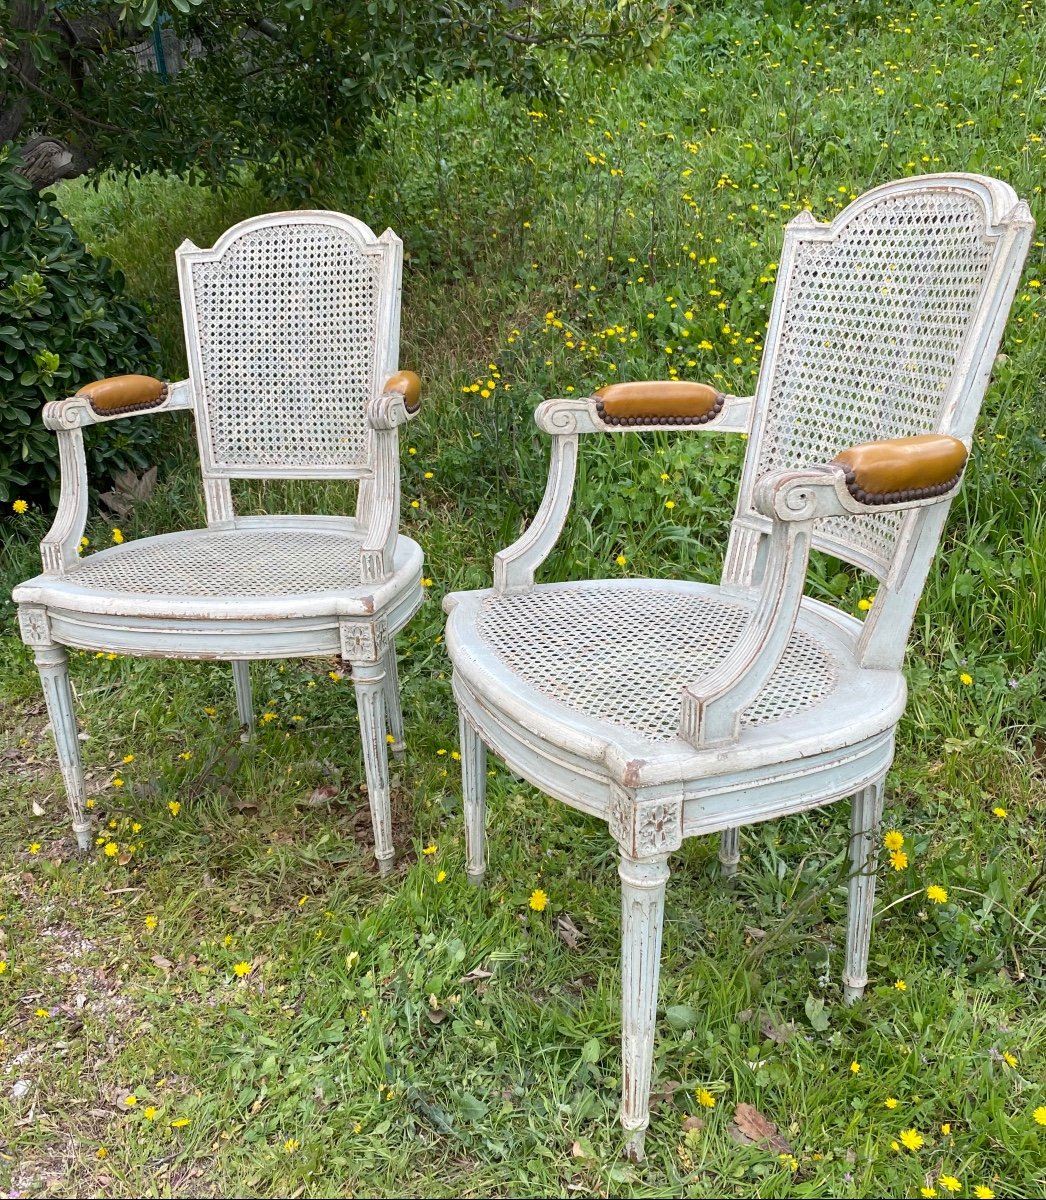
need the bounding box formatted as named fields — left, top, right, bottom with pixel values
left=145, top=915, right=158, bottom=930
left=1034, top=1106, right=1046, bottom=1126
left=12, top=499, right=28, bottom=514
left=959, top=672, right=973, bottom=686
left=939, top=1177, right=960, bottom=1193
left=111, top=528, right=124, bottom=544
left=696, top=1088, right=716, bottom=1108
left=894, top=979, right=907, bottom=991
left=884, top=1097, right=899, bottom=1109
left=926, top=885, right=948, bottom=904
left=992, top=806, right=1007, bottom=818
left=850, top=1061, right=860, bottom=1074
left=899, top=1128, right=924, bottom=1151
left=529, top=888, right=548, bottom=912
left=890, top=850, right=909, bottom=870
left=233, top=961, right=252, bottom=977
left=104, top=842, right=118, bottom=857
left=283, top=1138, right=299, bottom=1153
left=973, top=1188, right=995, bottom=1199
left=144, top=1106, right=158, bottom=1120
left=884, top=830, right=904, bottom=851
left=168, top=801, right=181, bottom=816
left=422, top=843, right=438, bottom=856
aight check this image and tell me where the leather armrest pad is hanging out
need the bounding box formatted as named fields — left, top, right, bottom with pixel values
left=383, top=370, right=422, bottom=413
left=594, top=380, right=724, bottom=425
left=75, top=374, right=167, bottom=414
left=832, top=434, right=968, bottom=504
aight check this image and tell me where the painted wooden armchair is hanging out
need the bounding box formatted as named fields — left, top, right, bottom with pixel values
left=442, top=175, right=1033, bottom=1157
left=14, top=211, right=424, bottom=875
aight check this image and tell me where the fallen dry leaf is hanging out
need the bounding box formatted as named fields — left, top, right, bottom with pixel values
left=729, top=1102, right=792, bottom=1153
left=570, top=1140, right=585, bottom=1159
left=681, top=1115, right=705, bottom=1133
left=556, top=913, right=586, bottom=950
left=150, top=954, right=174, bottom=970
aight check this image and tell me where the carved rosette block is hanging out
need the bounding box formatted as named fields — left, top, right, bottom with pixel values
left=608, top=791, right=683, bottom=858
left=18, top=605, right=51, bottom=647
left=340, top=616, right=389, bottom=664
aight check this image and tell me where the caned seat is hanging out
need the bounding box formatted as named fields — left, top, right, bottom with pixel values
left=14, top=211, right=425, bottom=874
left=442, top=174, right=1034, bottom=1159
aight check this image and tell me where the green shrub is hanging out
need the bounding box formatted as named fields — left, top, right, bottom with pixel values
left=0, top=146, right=160, bottom=506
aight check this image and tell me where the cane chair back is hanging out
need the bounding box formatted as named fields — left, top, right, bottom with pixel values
left=729, top=175, right=1025, bottom=585
left=177, top=212, right=402, bottom=505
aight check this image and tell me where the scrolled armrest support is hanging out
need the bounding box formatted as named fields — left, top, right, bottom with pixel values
left=367, top=371, right=423, bottom=430
left=681, top=434, right=969, bottom=747
left=44, top=377, right=191, bottom=430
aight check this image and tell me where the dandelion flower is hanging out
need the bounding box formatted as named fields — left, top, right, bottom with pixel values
left=529, top=888, right=548, bottom=912
left=1003, top=1051, right=1017, bottom=1068
left=899, top=1128, right=924, bottom=1151
left=96, top=1146, right=109, bottom=1159
left=436, top=870, right=447, bottom=883
left=124, top=1095, right=138, bottom=1106
left=104, top=842, right=118, bottom=857
left=884, top=830, right=904, bottom=851
left=890, top=850, right=909, bottom=870
left=850, top=1061, right=860, bottom=1074
left=28, top=842, right=41, bottom=855
left=664, top=499, right=676, bottom=510
left=959, top=672, right=972, bottom=686
left=884, top=1097, right=899, bottom=1109
left=926, top=885, right=948, bottom=904
left=233, top=961, right=252, bottom=977
left=939, top=1177, right=960, bottom=1193
left=921, top=1190, right=937, bottom=1198
left=422, top=844, right=438, bottom=856
left=170, top=1117, right=190, bottom=1128
left=894, top=979, right=907, bottom=991
left=973, top=1187, right=995, bottom=1199
left=145, top=915, right=158, bottom=930
left=615, top=554, right=627, bottom=567
left=283, top=1138, right=299, bottom=1153
left=168, top=801, right=181, bottom=816
left=1034, top=1106, right=1046, bottom=1126
left=12, top=499, right=28, bottom=514
left=696, top=1088, right=716, bottom=1108
left=0, top=962, right=7, bottom=974
left=992, top=806, right=1008, bottom=818
left=940, top=1123, right=951, bottom=1135
left=857, top=597, right=873, bottom=611
left=144, top=1106, right=158, bottom=1120
left=111, top=528, right=124, bottom=544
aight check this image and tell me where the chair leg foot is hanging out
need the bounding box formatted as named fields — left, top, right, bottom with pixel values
left=352, top=659, right=395, bottom=874
left=460, top=711, right=487, bottom=884
left=843, top=778, right=885, bottom=999
left=467, top=870, right=486, bottom=887
left=376, top=853, right=396, bottom=878
left=718, top=826, right=740, bottom=880
left=619, top=852, right=670, bottom=1154
left=623, top=1127, right=646, bottom=1163
left=35, top=644, right=91, bottom=851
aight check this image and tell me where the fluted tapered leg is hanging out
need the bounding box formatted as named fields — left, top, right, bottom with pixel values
left=352, top=659, right=394, bottom=876
left=381, top=642, right=405, bottom=761
left=35, top=645, right=91, bottom=851
left=460, top=711, right=487, bottom=885
left=231, top=661, right=253, bottom=730
left=718, top=826, right=740, bottom=879
left=842, top=779, right=885, bottom=1003
left=619, top=852, right=670, bottom=1162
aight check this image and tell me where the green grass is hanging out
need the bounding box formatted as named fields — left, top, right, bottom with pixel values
left=3, top=0, right=1046, bottom=1195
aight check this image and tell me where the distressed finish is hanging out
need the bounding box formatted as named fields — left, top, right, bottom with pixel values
left=442, top=175, right=1033, bottom=1157
left=13, top=211, right=425, bottom=871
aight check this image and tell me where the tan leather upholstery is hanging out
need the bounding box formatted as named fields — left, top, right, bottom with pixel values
left=76, top=375, right=167, bottom=414
left=383, top=370, right=422, bottom=413
left=594, top=380, right=724, bottom=425
left=832, top=434, right=968, bottom=505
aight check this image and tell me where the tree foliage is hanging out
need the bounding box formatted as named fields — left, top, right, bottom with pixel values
left=0, top=146, right=159, bottom=504
left=1, top=1, right=679, bottom=195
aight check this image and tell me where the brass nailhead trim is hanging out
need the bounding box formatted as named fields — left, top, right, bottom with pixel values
left=87, top=383, right=168, bottom=417
left=594, top=391, right=725, bottom=427
left=839, top=464, right=963, bottom=506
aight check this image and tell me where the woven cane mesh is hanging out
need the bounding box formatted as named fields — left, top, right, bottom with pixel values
left=190, top=223, right=381, bottom=473
left=754, top=191, right=994, bottom=569
left=70, top=529, right=363, bottom=597
left=476, top=586, right=836, bottom=741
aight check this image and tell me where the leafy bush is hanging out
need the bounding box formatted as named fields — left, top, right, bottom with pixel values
left=0, top=146, right=160, bottom=506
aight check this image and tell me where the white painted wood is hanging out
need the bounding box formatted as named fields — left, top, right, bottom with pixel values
left=13, top=212, right=424, bottom=871
left=442, top=174, right=1034, bottom=1151
left=231, top=661, right=253, bottom=728
left=381, top=642, right=405, bottom=759
left=842, top=778, right=886, bottom=1003
left=718, top=826, right=740, bottom=879
left=34, top=644, right=91, bottom=851
left=459, top=709, right=487, bottom=885
left=618, top=853, right=670, bottom=1162
left=352, top=658, right=395, bottom=876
